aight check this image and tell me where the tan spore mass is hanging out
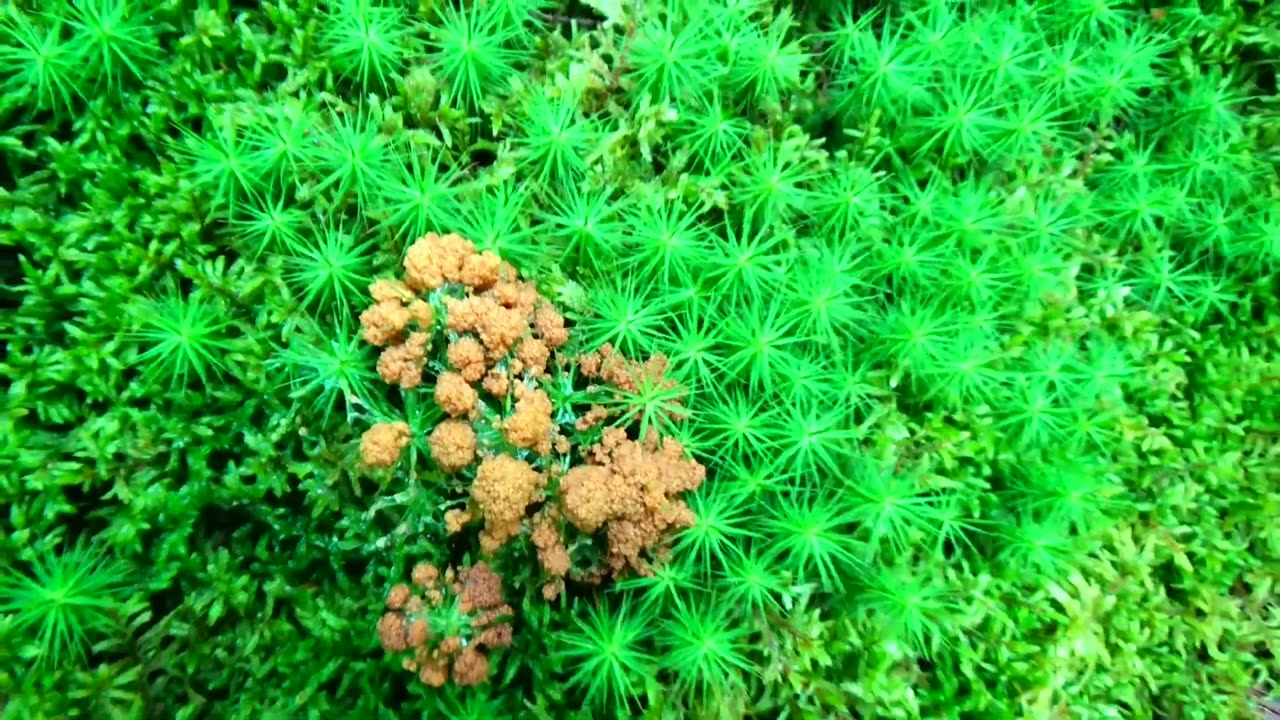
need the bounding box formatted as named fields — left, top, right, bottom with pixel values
left=558, top=427, right=705, bottom=576
left=459, top=252, right=502, bottom=289
left=359, top=231, right=708, bottom=604
left=376, top=560, right=514, bottom=688
left=377, top=332, right=430, bottom=389
left=360, top=421, right=412, bottom=468
left=361, top=278, right=435, bottom=347
left=501, top=385, right=554, bottom=455
left=360, top=299, right=412, bottom=346
left=452, top=647, right=490, bottom=686
left=447, top=337, right=487, bottom=383
left=444, top=295, right=529, bottom=360
left=531, top=508, right=571, bottom=600
left=517, top=337, right=551, bottom=377
left=404, top=232, right=492, bottom=291
left=370, top=278, right=414, bottom=303
left=557, top=465, right=617, bottom=533
left=429, top=420, right=477, bottom=472
left=534, top=304, right=568, bottom=348
left=470, top=454, right=545, bottom=553
left=435, top=371, right=478, bottom=417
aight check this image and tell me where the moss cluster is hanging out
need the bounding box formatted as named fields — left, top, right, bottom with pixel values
left=2, top=1, right=1279, bottom=719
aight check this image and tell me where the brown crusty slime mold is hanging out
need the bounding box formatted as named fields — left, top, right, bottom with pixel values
left=359, top=232, right=707, bottom=671
left=376, top=561, right=515, bottom=687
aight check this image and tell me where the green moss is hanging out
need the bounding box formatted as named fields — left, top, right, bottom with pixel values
left=2, top=0, right=1278, bottom=718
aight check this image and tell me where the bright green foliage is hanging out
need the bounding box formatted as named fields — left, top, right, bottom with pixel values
left=4, top=0, right=1280, bottom=718
left=245, top=100, right=322, bottom=193
left=0, top=540, right=133, bottom=670
left=625, top=9, right=718, bottom=103
left=127, top=286, right=237, bottom=391
left=425, top=3, right=529, bottom=110
left=368, top=141, right=463, bottom=240
left=227, top=191, right=307, bottom=259
left=174, top=115, right=262, bottom=216
left=671, top=482, right=757, bottom=575
left=269, top=319, right=380, bottom=426
left=454, top=179, right=540, bottom=270
left=762, top=488, right=863, bottom=590
left=0, top=10, right=84, bottom=115
left=552, top=595, right=654, bottom=714
left=675, top=91, right=751, bottom=173
left=510, top=86, right=600, bottom=191
left=720, top=296, right=807, bottom=393
left=535, top=185, right=625, bottom=274
left=0, top=1, right=158, bottom=117
left=854, top=559, right=958, bottom=657
left=657, top=597, right=756, bottom=706
left=712, top=543, right=784, bottom=617
left=280, top=216, right=377, bottom=313
left=310, top=107, right=391, bottom=208
left=843, top=456, right=942, bottom=558
left=319, top=0, right=415, bottom=95
left=571, top=275, right=679, bottom=357
left=67, top=0, right=160, bottom=93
